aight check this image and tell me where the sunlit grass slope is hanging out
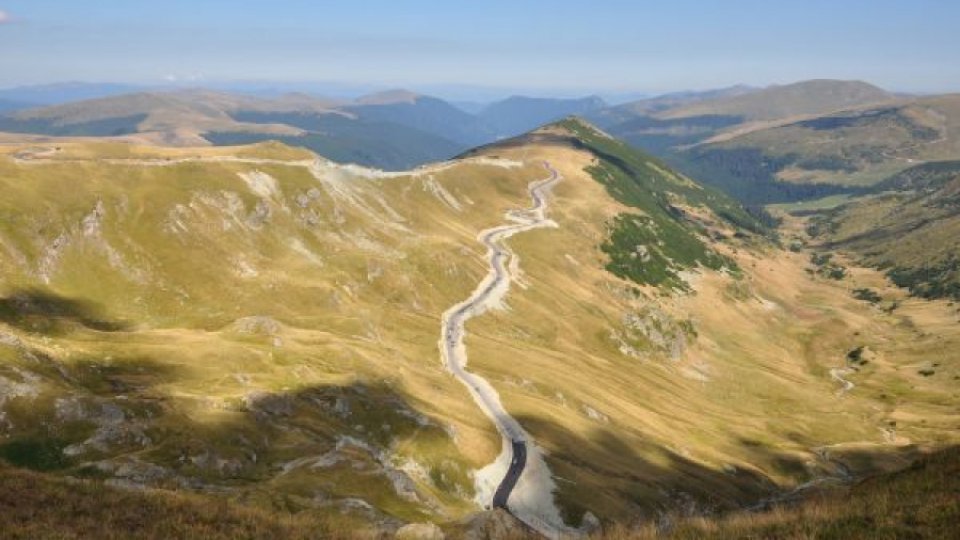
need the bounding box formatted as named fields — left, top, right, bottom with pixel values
left=0, top=124, right=957, bottom=533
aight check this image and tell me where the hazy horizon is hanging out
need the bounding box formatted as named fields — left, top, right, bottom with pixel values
left=0, top=77, right=945, bottom=105
left=2, top=0, right=959, bottom=97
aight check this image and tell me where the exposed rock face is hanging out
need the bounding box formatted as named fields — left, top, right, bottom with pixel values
left=611, top=305, right=695, bottom=361
left=56, top=398, right=152, bottom=456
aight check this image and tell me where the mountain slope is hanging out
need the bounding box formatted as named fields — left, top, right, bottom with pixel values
left=806, top=160, right=960, bottom=299
left=0, top=90, right=304, bottom=144
left=678, top=94, right=960, bottom=203
left=660, top=79, right=894, bottom=121
left=343, top=91, right=496, bottom=147
left=592, top=80, right=895, bottom=153
left=583, top=81, right=960, bottom=207
left=0, top=99, right=35, bottom=114
left=582, top=81, right=907, bottom=204
left=206, top=112, right=464, bottom=170
left=588, top=85, right=758, bottom=126
left=0, top=461, right=359, bottom=539
left=0, top=124, right=957, bottom=532
left=503, top=118, right=766, bottom=289
left=609, top=445, right=960, bottom=539
left=0, top=89, right=479, bottom=169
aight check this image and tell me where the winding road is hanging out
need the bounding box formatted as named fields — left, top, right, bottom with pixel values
left=438, top=162, right=561, bottom=532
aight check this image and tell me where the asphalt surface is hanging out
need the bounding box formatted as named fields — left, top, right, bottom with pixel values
left=492, top=440, right=528, bottom=508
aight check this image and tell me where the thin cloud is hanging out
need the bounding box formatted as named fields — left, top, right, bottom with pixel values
left=0, top=10, right=11, bottom=24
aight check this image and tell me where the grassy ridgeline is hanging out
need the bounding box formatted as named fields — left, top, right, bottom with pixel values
left=559, top=118, right=762, bottom=289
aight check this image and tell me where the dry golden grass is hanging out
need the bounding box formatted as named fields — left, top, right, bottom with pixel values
left=0, top=134, right=956, bottom=531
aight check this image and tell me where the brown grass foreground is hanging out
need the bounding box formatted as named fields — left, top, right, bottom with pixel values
left=0, top=462, right=353, bottom=540
left=598, top=446, right=960, bottom=540
left=2, top=447, right=958, bottom=539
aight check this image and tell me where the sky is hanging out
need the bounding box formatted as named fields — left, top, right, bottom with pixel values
left=1, top=0, right=959, bottom=98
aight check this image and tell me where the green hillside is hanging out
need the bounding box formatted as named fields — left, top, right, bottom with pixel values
left=671, top=95, right=960, bottom=204
left=557, top=118, right=765, bottom=288
left=591, top=80, right=894, bottom=159
left=209, top=111, right=463, bottom=170
left=806, top=161, right=960, bottom=299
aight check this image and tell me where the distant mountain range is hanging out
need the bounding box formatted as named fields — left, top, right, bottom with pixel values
left=1, top=79, right=957, bottom=197
left=0, top=85, right=608, bottom=170
left=584, top=80, right=959, bottom=204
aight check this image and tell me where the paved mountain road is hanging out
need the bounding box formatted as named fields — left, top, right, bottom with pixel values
left=438, top=162, right=561, bottom=533
left=492, top=440, right=528, bottom=509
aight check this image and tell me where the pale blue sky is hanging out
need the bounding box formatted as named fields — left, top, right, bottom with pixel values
left=1, top=0, right=958, bottom=95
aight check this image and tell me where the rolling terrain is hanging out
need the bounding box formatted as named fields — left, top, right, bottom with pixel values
left=588, top=80, right=895, bottom=155
left=679, top=94, right=960, bottom=203
left=0, top=89, right=466, bottom=169
left=800, top=160, right=960, bottom=300
left=582, top=80, right=960, bottom=213
left=0, top=88, right=613, bottom=171
left=6, top=78, right=954, bottom=188
left=0, top=119, right=957, bottom=536
left=583, top=80, right=948, bottom=203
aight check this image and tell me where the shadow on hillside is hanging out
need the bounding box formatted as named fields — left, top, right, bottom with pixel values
left=514, top=414, right=929, bottom=528
left=0, top=353, right=179, bottom=470
left=0, top=366, right=459, bottom=525
left=0, top=344, right=939, bottom=529
left=110, top=380, right=459, bottom=524
left=67, top=356, right=180, bottom=397
left=515, top=414, right=773, bottom=527
left=0, top=288, right=130, bottom=334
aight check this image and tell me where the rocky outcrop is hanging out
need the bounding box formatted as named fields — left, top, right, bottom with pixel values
left=612, top=305, right=696, bottom=361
